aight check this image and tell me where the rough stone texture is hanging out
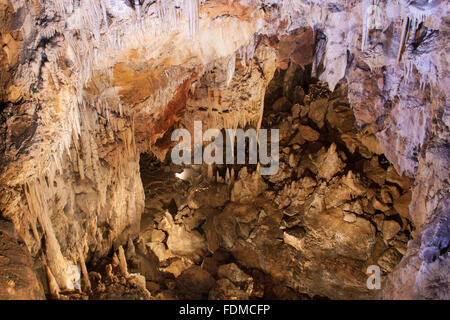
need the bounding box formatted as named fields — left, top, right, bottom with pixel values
left=0, top=220, right=45, bottom=299
left=126, top=78, right=419, bottom=300
left=0, top=0, right=448, bottom=299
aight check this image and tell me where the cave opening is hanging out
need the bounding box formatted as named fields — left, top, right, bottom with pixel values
left=131, top=62, right=415, bottom=300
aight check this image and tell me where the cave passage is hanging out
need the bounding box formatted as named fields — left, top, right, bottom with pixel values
left=118, top=62, right=416, bottom=300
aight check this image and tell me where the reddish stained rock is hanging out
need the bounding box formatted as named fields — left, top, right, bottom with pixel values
left=145, top=73, right=199, bottom=159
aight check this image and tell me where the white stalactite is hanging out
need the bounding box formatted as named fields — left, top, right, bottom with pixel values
left=183, top=0, right=200, bottom=37
left=226, top=52, right=236, bottom=87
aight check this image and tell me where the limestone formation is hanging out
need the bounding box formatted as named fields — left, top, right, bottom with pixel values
left=0, top=0, right=448, bottom=301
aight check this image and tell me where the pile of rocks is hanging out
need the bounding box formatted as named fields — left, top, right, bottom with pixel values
left=260, top=77, right=414, bottom=293
left=98, top=68, right=414, bottom=300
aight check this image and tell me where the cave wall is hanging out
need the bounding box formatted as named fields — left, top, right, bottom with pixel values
left=0, top=0, right=448, bottom=299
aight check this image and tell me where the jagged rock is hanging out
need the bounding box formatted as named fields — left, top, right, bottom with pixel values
left=231, top=167, right=268, bottom=202
left=176, top=266, right=215, bottom=299
left=209, top=279, right=249, bottom=300
left=288, top=130, right=306, bottom=145
left=278, top=118, right=295, bottom=142
left=150, top=230, right=166, bottom=243
left=146, top=281, right=161, bottom=295
left=343, top=213, right=357, bottom=223
left=325, top=181, right=353, bottom=208
left=389, top=234, right=409, bottom=255
left=0, top=0, right=446, bottom=301
left=0, top=230, right=45, bottom=300
left=291, top=104, right=301, bottom=118
left=380, top=186, right=395, bottom=204
left=315, top=144, right=345, bottom=181
left=372, top=198, right=391, bottom=212
left=283, top=227, right=306, bottom=251
left=182, top=211, right=207, bottom=231
left=308, top=98, right=328, bottom=128
left=341, top=171, right=366, bottom=197
left=127, top=273, right=150, bottom=296
left=364, top=157, right=386, bottom=186
left=166, top=225, right=207, bottom=262
left=326, top=104, right=355, bottom=133
left=359, top=126, right=383, bottom=155
left=382, top=220, right=402, bottom=242
left=372, top=214, right=385, bottom=232
left=340, top=133, right=363, bottom=154
left=146, top=242, right=174, bottom=263
left=303, top=208, right=377, bottom=260
left=187, top=184, right=229, bottom=209
left=342, top=201, right=364, bottom=216
left=201, top=257, right=220, bottom=278
left=393, top=191, right=412, bottom=219
left=298, top=125, right=320, bottom=142
left=217, top=263, right=253, bottom=295
left=292, top=87, right=305, bottom=105
left=288, top=153, right=297, bottom=168
left=362, top=197, right=376, bottom=215
left=301, top=176, right=317, bottom=189
left=161, top=259, right=193, bottom=278
left=300, top=103, right=310, bottom=118
left=386, top=185, right=401, bottom=201
left=272, top=97, right=291, bottom=112
left=377, top=248, right=403, bottom=273
left=267, top=162, right=292, bottom=184
left=378, top=188, right=391, bottom=205
left=386, top=166, right=413, bottom=191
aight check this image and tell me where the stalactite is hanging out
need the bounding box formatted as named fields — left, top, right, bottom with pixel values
left=183, top=0, right=200, bottom=37
left=226, top=52, right=236, bottom=87
left=361, top=0, right=371, bottom=52
left=246, top=35, right=258, bottom=65
left=23, top=178, right=73, bottom=290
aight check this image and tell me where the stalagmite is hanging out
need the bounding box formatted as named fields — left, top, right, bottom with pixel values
left=134, top=0, right=141, bottom=22
left=231, top=168, right=235, bottom=184
left=45, top=265, right=61, bottom=300
left=117, top=246, right=129, bottom=277
left=101, top=0, right=108, bottom=27
left=216, top=171, right=224, bottom=183
left=207, top=164, right=214, bottom=182
left=225, top=168, right=231, bottom=184
left=79, top=251, right=91, bottom=292
left=112, top=252, right=120, bottom=268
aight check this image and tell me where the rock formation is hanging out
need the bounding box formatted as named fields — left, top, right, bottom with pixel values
left=0, top=0, right=448, bottom=300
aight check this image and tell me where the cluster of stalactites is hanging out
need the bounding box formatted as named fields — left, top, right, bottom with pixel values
left=360, top=0, right=442, bottom=86
left=30, top=0, right=203, bottom=91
